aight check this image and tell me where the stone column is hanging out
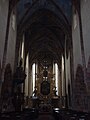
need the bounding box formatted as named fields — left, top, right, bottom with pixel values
left=78, top=4, right=87, bottom=85
left=1, top=2, right=11, bottom=95
left=77, top=2, right=88, bottom=111
left=28, top=65, right=32, bottom=97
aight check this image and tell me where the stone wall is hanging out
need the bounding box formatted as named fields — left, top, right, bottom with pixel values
left=81, top=0, right=90, bottom=66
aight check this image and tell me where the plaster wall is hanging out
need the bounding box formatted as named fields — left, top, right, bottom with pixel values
left=81, top=0, right=90, bottom=112
left=0, top=1, right=17, bottom=72
left=81, top=0, right=90, bottom=67
left=6, top=10, right=17, bottom=72
left=72, top=7, right=83, bottom=111
left=0, top=0, right=9, bottom=67
left=72, top=9, right=82, bottom=77
left=72, top=2, right=90, bottom=111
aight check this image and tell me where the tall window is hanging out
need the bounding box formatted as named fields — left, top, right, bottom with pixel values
left=32, top=63, right=35, bottom=91
left=73, top=10, right=77, bottom=30
left=36, top=63, right=37, bottom=81
left=25, top=54, right=29, bottom=96
left=62, top=56, right=64, bottom=71
left=11, top=12, right=16, bottom=31
left=21, top=36, right=24, bottom=59
left=53, top=62, right=55, bottom=80
left=62, top=55, right=65, bottom=96
left=55, top=63, right=58, bottom=95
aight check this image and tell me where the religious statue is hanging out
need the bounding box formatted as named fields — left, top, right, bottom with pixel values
left=53, top=86, right=57, bottom=96
left=13, top=59, right=26, bottom=86
left=32, top=87, right=37, bottom=97
left=12, top=58, right=26, bottom=111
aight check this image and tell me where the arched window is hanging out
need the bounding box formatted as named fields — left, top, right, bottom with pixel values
left=25, top=54, right=29, bottom=96
left=11, top=12, right=16, bottom=31
left=32, top=63, right=35, bottom=91
left=55, top=63, right=59, bottom=95
left=21, top=36, right=24, bottom=59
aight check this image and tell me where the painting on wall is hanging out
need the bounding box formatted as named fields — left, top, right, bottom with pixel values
left=41, top=81, right=50, bottom=95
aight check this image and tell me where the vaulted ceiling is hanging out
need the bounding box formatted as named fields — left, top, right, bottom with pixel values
left=14, top=0, right=72, bottom=66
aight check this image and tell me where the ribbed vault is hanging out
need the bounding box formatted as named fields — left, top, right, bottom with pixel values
left=23, top=10, right=70, bottom=66
left=14, top=0, right=72, bottom=67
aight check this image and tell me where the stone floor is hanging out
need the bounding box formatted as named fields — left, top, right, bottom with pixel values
left=0, top=108, right=90, bottom=120
left=37, top=114, right=55, bottom=120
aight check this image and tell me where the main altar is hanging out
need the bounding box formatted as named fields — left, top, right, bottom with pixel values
left=31, top=62, right=60, bottom=110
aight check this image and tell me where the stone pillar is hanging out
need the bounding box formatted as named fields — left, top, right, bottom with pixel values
left=77, top=2, right=88, bottom=111
left=1, top=2, right=11, bottom=95
left=28, top=65, right=32, bottom=97
left=61, top=55, right=66, bottom=108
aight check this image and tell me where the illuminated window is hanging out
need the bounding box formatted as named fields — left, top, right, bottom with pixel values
left=11, top=12, right=16, bottom=31
left=36, top=63, right=38, bottom=80
left=62, top=56, right=64, bottom=71
left=25, top=54, right=29, bottom=96
left=53, top=62, right=55, bottom=80
left=62, top=56, right=65, bottom=96
left=55, top=63, right=58, bottom=95
left=32, top=63, right=35, bottom=91
left=21, top=36, right=24, bottom=58
left=73, top=10, right=77, bottom=30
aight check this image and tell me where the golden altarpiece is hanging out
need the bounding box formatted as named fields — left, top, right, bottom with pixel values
left=30, top=62, right=60, bottom=109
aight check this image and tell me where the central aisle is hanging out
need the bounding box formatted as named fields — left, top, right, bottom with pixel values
left=37, top=112, right=55, bottom=120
